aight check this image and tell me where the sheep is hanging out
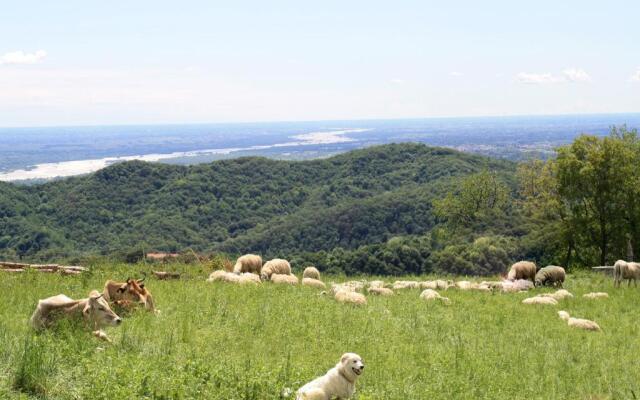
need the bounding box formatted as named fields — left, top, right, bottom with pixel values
left=207, top=270, right=241, bottom=283
left=233, top=254, right=263, bottom=274
left=613, top=260, right=640, bottom=288
left=302, top=267, right=321, bottom=280
left=270, top=273, right=299, bottom=285
left=419, top=289, right=451, bottom=304
left=522, top=295, right=558, bottom=305
left=238, top=273, right=261, bottom=285
left=392, top=280, right=420, bottom=290
left=480, top=281, right=504, bottom=290
left=583, top=292, right=609, bottom=299
left=302, top=277, right=326, bottom=289
left=435, top=280, right=453, bottom=290
left=342, top=281, right=366, bottom=292
left=334, top=290, right=367, bottom=305
left=501, top=279, right=534, bottom=292
left=558, top=311, right=600, bottom=331
left=454, top=281, right=476, bottom=290
left=419, top=281, right=438, bottom=290
left=260, top=259, right=292, bottom=280
left=507, top=261, right=537, bottom=282
left=368, top=280, right=386, bottom=289
left=367, top=287, right=394, bottom=296
left=535, top=266, right=566, bottom=287
left=541, top=289, right=573, bottom=300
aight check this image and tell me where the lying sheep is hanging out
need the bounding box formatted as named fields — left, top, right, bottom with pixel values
left=332, top=281, right=366, bottom=293
left=334, top=290, right=367, bottom=305
left=238, top=273, right=261, bottom=285
left=302, top=267, right=321, bottom=280
left=454, top=281, right=476, bottom=290
left=501, top=279, right=534, bottom=292
left=435, top=280, right=453, bottom=290
left=507, top=261, right=537, bottom=282
left=233, top=254, right=263, bottom=274
left=535, top=266, right=566, bottom=287
left=367, top=287, right=394, bottom=296
left=583, top=292, right=609, bottom=299
left=271, top=273, right=299, bottom=285
left=541, top=289, right=573, bottom=300
left=392, top=280, right=420, bottom=290
left=207, top=270, right=241, bottom=283
left=522, top=295, right=558, bottom=305
left=368, top=280, right=386, bottom=289
left=302, top=277, right=326, bottom=289
left=419, top=289, right=451, bottom=304
left=558, top=311, right=600, bottom=331
left=480, top=281, right=504, bottom=290
left=260, top=259, right=292, bottom=280
left=613, top=260, right=640, bottom=288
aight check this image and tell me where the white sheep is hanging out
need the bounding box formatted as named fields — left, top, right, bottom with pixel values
left=583, top=292, right=609, bottom=299
left=260, top=259, right=292, bottom=280
left=522, top=295, right=558, bottom=305
left=367, top=287, right=394, bottom=296
left=271, top=273, right=299, bottom=285
left=501, top=279, right=534, bottom=293
left=541, top=289, right=573, bottom=300
left=558, top=311, right=600, bottom=331
left=233, top=254, right=263, bottom=274
left=334, top=290, right=367, bottom=305
left=419, top=289, right=451, bottom=304
left=613, top=260, right=640, bottom=288
left=392, top=280, right=420, bottom=290
left=302, top=267, right=321, bottom=280
left=368, top=280, right=386, bottom=289
left=302, top=277, right=326, bottom=289
left=238, top=273, right=261, bottom=285
left=207, top=270, right=241, bottom=283
left=507, top=261, right=537, bottom=282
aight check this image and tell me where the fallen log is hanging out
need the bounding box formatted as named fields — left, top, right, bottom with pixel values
left=153, top=271, right=181, bottom=280
left=0, top=261, right=30, bottom=269
left=0, top=269, right=25, bottom=273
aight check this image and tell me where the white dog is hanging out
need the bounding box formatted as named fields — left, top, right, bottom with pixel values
left=296, top=353, right=365, bottom=400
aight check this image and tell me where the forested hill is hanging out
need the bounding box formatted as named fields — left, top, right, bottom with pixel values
left=0, top=143, right=516, bottom=264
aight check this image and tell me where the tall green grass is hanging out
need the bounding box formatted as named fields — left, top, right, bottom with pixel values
left=0, top=264, right=638, bottom=399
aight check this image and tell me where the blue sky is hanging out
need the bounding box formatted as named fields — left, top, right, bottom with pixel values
left=0, top=0, right=639, bottom=126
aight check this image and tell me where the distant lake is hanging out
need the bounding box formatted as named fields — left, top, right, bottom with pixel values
left=1, top=113, right=639, bottom=182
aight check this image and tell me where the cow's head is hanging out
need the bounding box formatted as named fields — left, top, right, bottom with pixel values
left=85, top=290, right=122, bottom=327
left=115, top=277, right=149, bottom=306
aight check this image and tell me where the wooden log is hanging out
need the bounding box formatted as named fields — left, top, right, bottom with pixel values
left=0, top=269, right=25, bottom=273
left=592, top=266, right=615, bottom=270
left=60, top=269, right=82, bottom=275
left=0, top=261, right=29, bottom=268
left=153, top=271, right=181, bottom=280
left=60, top=266, right=89, bottom=272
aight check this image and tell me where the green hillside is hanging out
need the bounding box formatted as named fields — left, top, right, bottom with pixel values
left=0, top=144, right=516, bottom=267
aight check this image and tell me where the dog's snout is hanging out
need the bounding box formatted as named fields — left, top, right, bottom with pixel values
left=115, top=318, right=122, bottom=324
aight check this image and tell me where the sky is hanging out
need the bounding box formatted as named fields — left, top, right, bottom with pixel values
left=0, top=0, right=639, bottom=127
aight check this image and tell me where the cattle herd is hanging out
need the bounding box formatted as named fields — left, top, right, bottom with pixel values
left=27, top=255, right=640, bottom=399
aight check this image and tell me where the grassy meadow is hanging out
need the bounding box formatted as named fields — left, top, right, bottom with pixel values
left=1, top=263, right=639, bottom=399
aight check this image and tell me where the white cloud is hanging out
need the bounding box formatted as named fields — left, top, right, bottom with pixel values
left=449, top=71, right=463, bottom=77
left=516, top=72, right=562, bottom=84
left=563, top=68, right=591, bottom=82
left=631, top=68, right=640, bottom=82
left=390, top=78, right=405, bottom=84
left=0, top=50, right=47, bottom=65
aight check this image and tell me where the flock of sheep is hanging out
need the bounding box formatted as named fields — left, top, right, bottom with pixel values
left=206, top=256, right=640, bottom=335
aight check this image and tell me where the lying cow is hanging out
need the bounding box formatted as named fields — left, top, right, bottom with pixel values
left=103, top=277, right=157, bottom=313
left=30, top=290, right=122, bottom=341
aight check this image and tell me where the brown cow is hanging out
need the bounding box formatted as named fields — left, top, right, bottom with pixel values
left=30, top=290, right=122, bottom=341
left=103, top=277, right=156, bottom=313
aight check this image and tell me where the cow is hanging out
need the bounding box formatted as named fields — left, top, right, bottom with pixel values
left=103, top=277, right=157, bottom=313
left=30, top=290, right=122, bottom=341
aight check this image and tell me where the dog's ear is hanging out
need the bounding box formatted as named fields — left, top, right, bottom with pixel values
left=341, top=353, right=350, bottom=364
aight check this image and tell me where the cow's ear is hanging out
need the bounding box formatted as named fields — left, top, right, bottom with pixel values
left=117, top=284, right=126, bottom=293
left=83, top=303, right=91, bottom=316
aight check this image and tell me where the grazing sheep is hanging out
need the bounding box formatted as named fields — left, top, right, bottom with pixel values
left=342, top=281, right=366, bottom=292
left=454, top=281, right=476, bottom=290
left=558, top=311, right=600, bottom=331
left=271, top=273, right=299, bottom=285
left=419, top=289, right=451, bottom=304
left=393, top=280, right=420, bottom=290
left=507, top=261, right=537, bottom=282
left=501, top=279, right=534, bottom=292
left=233, top=254, right=263, bottom=274
left=302, top=267, right=321, bottom=280
left=334, top=290, right=367, bottom=305
left=367, top=287, right=394, bottom=296
left=522, top=295, right=558, bottom=305
left=302, top=277, right=326, bottom=289
left=207, top=270, right=240, bottom=283
left=419, top=281, right=437, bottom=290
left=535, top=266, right=566, bottom=287
left=542, top=289, right=573, bottom=300
left=436, top=280, right=453, bottom=290
left=260, top=259, right=292, bottom=280
left=613, top=260, right=640, bottom=288
left=583, top=292, right=609, bottom=299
